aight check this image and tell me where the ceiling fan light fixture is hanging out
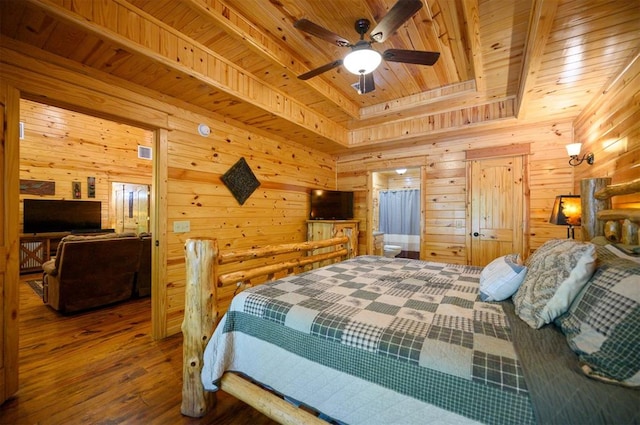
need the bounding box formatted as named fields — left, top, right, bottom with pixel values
left=343, top=48, right=382, bottom=75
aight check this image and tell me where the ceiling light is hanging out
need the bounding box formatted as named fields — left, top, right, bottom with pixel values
left=395, top=169, right=407, bottom=175
left=343, top=42, right=382, bottom=75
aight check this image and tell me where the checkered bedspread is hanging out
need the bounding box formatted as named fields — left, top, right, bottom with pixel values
left=211, top=256, right=535, bottom=424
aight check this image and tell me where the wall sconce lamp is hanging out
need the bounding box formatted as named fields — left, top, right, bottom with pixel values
left=549, top=195, right=581, bottom=239
left=395, top=168, right=407, bottom=175
left=566, top=143, right=594, bottom=166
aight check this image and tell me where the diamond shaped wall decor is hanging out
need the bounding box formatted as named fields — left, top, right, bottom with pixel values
left=220, top=157, right=260, bottom=205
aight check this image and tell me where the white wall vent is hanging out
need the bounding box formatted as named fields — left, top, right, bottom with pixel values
left=138, top=145, right=152, bottom=160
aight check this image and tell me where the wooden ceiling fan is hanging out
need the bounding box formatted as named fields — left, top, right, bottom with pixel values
left=294, top=0, right=440, bottom=94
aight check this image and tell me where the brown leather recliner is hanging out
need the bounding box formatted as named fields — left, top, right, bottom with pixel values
left=42, top=233, right=142, bottom=313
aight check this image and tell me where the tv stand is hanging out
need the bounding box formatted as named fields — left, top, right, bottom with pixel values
left=306, top=220, right=359, bottom=259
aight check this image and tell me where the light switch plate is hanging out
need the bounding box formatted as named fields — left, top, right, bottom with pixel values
left=173, top=220, right=190, bottom=233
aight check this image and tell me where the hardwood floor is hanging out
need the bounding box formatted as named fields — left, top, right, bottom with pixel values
left=0, top=275, right=278, bottom=425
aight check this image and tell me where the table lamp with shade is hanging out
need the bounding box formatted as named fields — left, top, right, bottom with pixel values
left=549, top=195, right=581, bottom=239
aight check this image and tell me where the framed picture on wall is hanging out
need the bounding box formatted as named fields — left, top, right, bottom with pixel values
left=72, top=181, right=81, bottom=199
left=87, top=177, right=96, bottom=198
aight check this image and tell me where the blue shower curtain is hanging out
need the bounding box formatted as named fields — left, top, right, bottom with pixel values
left=379, top=189, right=420, bottom=235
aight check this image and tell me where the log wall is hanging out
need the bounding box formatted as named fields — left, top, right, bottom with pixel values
left=573, top=52, right=640, bottom=209
left=19, top=99, right=153, bottom=232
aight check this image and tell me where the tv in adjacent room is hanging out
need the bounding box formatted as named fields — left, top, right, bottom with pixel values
left=23, top=199, right=102, bottom=234
left=309, top=190, right=354, bottom=220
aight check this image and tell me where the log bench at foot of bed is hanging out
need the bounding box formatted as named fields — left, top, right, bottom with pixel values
left=181, top=235, right=353, bottom=420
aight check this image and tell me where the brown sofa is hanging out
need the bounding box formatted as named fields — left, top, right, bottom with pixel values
left=42, top=232, right=149, bottom=313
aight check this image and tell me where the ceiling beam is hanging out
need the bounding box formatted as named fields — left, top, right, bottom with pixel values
left=461, top=0, right=485, bottom=93
left=357, top=80, right=477, bottom=121
left=25, top=0, right=349, bottom=146
left=515, top=0, right=558, bottom=119
left=348, top=97, right=517, bottom=147
left=183, top=0, right=361, bottom=120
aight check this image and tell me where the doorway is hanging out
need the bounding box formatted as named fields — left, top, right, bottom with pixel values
left=371, top=168, right=422, bottom=259
left=3, top=83, right=164, bottom=402
left=17, top=100, right=155, bottom=307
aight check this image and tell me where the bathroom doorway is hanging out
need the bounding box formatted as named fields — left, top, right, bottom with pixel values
left=371, top=168, right=422, bottom=259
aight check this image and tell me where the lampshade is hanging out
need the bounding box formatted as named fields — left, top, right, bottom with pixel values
left=566, top=143, right=582, bottom=157
left=549, top=195, right=581, bottom=226
left=343, top=47, right=382, bottom=75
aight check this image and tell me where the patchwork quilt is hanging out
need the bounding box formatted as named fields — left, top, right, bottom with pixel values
left=202, top=256, right=535, bottom=424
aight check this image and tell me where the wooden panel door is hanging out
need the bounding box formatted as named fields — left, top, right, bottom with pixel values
left=111, top=182, right=150, bottom=234
left=469, top=156, right=525, bottom=266
left=0, top=83, right=20, bottom=403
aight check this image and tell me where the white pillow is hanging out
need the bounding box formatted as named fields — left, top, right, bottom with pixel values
left=479, top=254, right=527, bottom=301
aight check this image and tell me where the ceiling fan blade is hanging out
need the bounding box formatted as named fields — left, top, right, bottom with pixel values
left=298, top=59, right=343, bottom=80
left=294, top=19, right=351, bottom=47
left=357, top=73, right=376, bottom=94
left=383, top=49, right=440, bottom=65
left=370, top=0, right=423, bottom=43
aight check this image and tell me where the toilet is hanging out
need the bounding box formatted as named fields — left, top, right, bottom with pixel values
left=383, top=245, right=402, bottom=258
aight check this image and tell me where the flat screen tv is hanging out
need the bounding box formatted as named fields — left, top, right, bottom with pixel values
left=309, top=190, right=354, bottom=220
left=23, top=199, right=102, bottom=234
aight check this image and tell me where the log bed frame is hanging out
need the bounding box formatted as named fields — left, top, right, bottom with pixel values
left=180, top=177, right=640, bottom=423
left=581, top=177, right=640, bottom=244
left=181, top=233, right=354, bottom=423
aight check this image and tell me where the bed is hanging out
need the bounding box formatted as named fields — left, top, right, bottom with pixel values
left=181, top=177, right=640, bottom=424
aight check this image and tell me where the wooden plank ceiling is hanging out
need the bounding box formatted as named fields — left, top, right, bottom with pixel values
left=0, top=0, right=638, bottom=154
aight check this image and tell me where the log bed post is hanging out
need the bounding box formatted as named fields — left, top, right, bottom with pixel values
left=580, top=177, right=612, bottom=241
left=181, top=238, right=217, bottom=417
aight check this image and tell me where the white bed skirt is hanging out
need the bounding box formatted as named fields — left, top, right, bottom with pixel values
left=202, top=318, right=480, bottom=425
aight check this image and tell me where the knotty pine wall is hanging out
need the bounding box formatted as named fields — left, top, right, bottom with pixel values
left=337, top=120, right=576, bottom=265
left=573, top=53, right=640, bottom=208
left=165, top=115, right=335, bottom=330
left=19, top=99, right=153, bottom=232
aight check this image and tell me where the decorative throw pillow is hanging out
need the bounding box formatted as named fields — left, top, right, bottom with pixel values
left=513, top=239, right=597, bottom=328
left=479, top=254, right=527, bottom=301
left=556, top=257, right=640, bottom=387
